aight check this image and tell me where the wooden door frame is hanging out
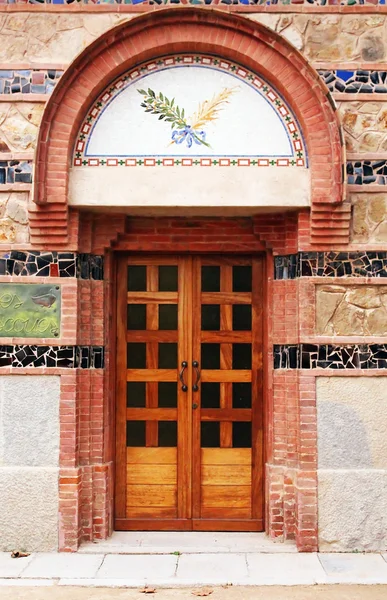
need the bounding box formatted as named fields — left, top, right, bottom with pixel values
left=112, top=248, right=268, bottom=532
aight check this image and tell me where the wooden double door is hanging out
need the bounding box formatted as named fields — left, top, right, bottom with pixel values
left=115, top=254, right=264, bottom=531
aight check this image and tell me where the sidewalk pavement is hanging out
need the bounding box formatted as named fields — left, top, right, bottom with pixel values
left=1, top=533, right=387, bottom=588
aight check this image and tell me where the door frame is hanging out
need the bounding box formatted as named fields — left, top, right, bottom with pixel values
left=112, top=248, right=268, bottom=532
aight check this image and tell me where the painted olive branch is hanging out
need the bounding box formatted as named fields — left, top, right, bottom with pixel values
left=138, top=88, right=187, bottom=129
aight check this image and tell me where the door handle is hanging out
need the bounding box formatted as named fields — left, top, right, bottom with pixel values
left=179, top=361, right=188, bottom=392
left=192, top=360, right=201, bottom=392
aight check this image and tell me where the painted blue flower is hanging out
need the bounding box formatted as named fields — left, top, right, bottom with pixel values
left=171, top=126, right=206, bottom=148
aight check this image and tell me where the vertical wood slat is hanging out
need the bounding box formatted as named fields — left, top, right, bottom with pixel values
left=192, top=256, right=202, bottom=519
left=115, top=255, right=128, bottom=518
left=220, top=265, right=233, bottom=448
left=146, top=265, right=159, bottom=447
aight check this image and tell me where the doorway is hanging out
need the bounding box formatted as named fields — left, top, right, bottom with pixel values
left=115, top=255, right=264, bottom=531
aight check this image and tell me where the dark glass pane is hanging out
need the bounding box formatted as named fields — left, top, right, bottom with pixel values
left=128, top=266, right=146, bottom=291
left=201, top=305, right=220, bottom=331
left=202, top=266, right=220, bottom=292
left=127, top=343, right=146, bottom=368
left=232, top=422, right=252, bottom=448
left=233, top=266, right=252, bottom=292
left=201, top=422, right=220, bottom=448
left=232, top=383, right=252, bottom=409
left=201, top=382, right=220, bottom=408
left=127, top=304, right=146, bottom=330
left=159, top=305, right=178, bottom=330
left=158, top=421, right=177, bottom=447
left=201, top=343, right=220, bottom=369
left=233, top=344, right=252, bottom=370
left=159, top=343, right=177, bottom=368
left=127, top=381, right=146, bottom=408
left=158, top=382, right=177, bottom=408
left=233, top=305, right=252, bottom=331
left=126, top=421, right=146, bottom=446
left=159, top=266, right=178, bottom=291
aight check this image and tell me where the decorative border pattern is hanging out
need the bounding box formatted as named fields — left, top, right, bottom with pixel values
left=319, top=69, right=387, bottom=94
left=0, top=160, right=32, bottom=184
left=0, top=0, right=384, bottom=6
left=0, top=345, right=104, bottom=368
left=274, top=344, right=387, bottom=370
left=0, top=251, right=104, bottom=280
left=0, top=69, right=62, bottom=95
left=73, top=54, right=306, bottom=168
left=347, top=160, right=387, bottom=185
left=274, top=252, right=387, bottom=279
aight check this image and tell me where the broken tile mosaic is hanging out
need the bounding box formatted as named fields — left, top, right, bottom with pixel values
left=274, top=252, right=387, bottom=279
left=0, top=251, right=103, bottom=280
left=319, top=70, right=387, bottom=94
left=274, top=344, right=387, bottom=369
left=0, top=69, right=62, bottom=95
left=347, top=160, right=387, bottom=185
left=0, top=345, right=104, bottom=368
left=0, top=160, right=32, bottom=184
left=0, top=0, right=384, bottom=5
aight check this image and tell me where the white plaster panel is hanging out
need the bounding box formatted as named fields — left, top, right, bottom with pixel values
left=317, top=377, right=387, bottom=469
left=0, top=375, right=60, bottom=467
left=69, top=166, right=310, bottom=209
left=0, top=467, right=58, bottom=551
left=318, top=469, right=387, bottom=552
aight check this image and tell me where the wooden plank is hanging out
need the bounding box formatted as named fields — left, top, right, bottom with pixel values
left=126, top=408, right=177, bottom=421
left=201, top=370, right=251, bottom=383
left=192, top=256, right=202, bottom=519
left=126, top=257, right=179, bottom=266
left=200, top=507, right=252, bottom=519
left=127, top=447, right=177, bottom=464
left=201, top=331, right=251, bottom=343
left=127, top=369, right=177, bottom=382
left=201, top=292, right=251, bottom=305
left=127, top=463, right=177, bottom=485
left=201, top=485, right=251, bottom=508
left=146, top=264, right=159, bottom=447
left=201, top=448, right=251, bottom=465
left=193, top=519, right=263, bottom=532
left=127, top=331, right=178, bottom=342
left=127, top=292, right=178, bottom=304
left=126, top=507, right=177, bottom=519
left=202, top=465, right=251, bottom=486
left=201, top=409, right=251, bottom=422
left=220, top=264, right=232, bottom=448
left=200, top=257, right=251, bottom=267
left=126, top=485, right=177, bottom=508
left=116, top=518, right=192, bottom=531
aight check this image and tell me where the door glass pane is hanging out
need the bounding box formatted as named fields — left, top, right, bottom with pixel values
left=158, top=343, right=178, bottom=368
left=232, top=422, right=252, bottom=448
left=202, top=266, right=220, bottom=292
left=127, top=343, right=146, bottom=368
left=233, top=266, right=252, bottom=292
left=201, top=343, right=220, bottom=369
left=159, top=305, right=178, bottom=330
left=159, top=266, right=178, bottom=291
left=127, top=304, right=146, bottom=330
left=158, top=382, right=177, bottom=408
left=232, top=305, right=252, bottom=331
left=126, top=421, right=146, bottom=446
left=232, top=383, right=252, bottom=408
left=201, top=382, right=220, bottom=408
left=232, top=343, right=252, bottom=369
left=201, top=422, right=220, bottom=448
left=201, top=305, right=220, bottom=330
left=158, top=421, right=177, bottom=447
left=127, top=266, right=146, bottom=291
left=127, top=382, right=146, bottom=407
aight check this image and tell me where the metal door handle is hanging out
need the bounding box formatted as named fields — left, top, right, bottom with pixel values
left=192, top=360, right=201, bottom=392
left=179, top=361, right=188, bottom=392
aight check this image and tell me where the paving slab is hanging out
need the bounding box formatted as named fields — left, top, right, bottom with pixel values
left=0, top=553, right=34, bottom=578
left=96, top=554, right=178, bottom=584
left=318, top=553, right=387, bottom=584
left=0, top=579, right=55, bottom=587
left=21, top=553, right=104, bottom=579
left=246, top=553, right=326, bottom=585
left=176, top=553, right=249, bottom=585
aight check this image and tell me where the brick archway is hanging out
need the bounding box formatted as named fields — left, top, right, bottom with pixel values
left=31, top=8, right=345, bottom=248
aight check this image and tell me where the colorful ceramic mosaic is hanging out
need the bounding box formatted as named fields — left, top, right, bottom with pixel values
left=274, top=344, right=387, bottom=369
left=275, top=252, right=387, bottom=279
left=0, top=345, right=104, bottom=368
left=0, top=251, right=103, bottom=279
left=319, top=70, right=387, bottom=94
left=347, top=160, right=387, bottom=185
left=0, top=160, right=32, bottom=184
left=73, top=55, right=307, bottom=168
left=0, top=0, right=384, bottom=5
left=0, top=69, right=62, bottom=95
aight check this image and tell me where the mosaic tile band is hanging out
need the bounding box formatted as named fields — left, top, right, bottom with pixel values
left=347, top=161, right=387, bottom=186
left=0, top=0, right=384, bottom=6
left=274, top=344, right=387, bottom=369
left=274, top=252, right=387, bottom=279
left=0, top=69, right=62, bottom=95
left=0, top=160, right=32, bottom=184
left=0, top=345, right=104, bottom=368
left=0, top=251, right=103, bottom=279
